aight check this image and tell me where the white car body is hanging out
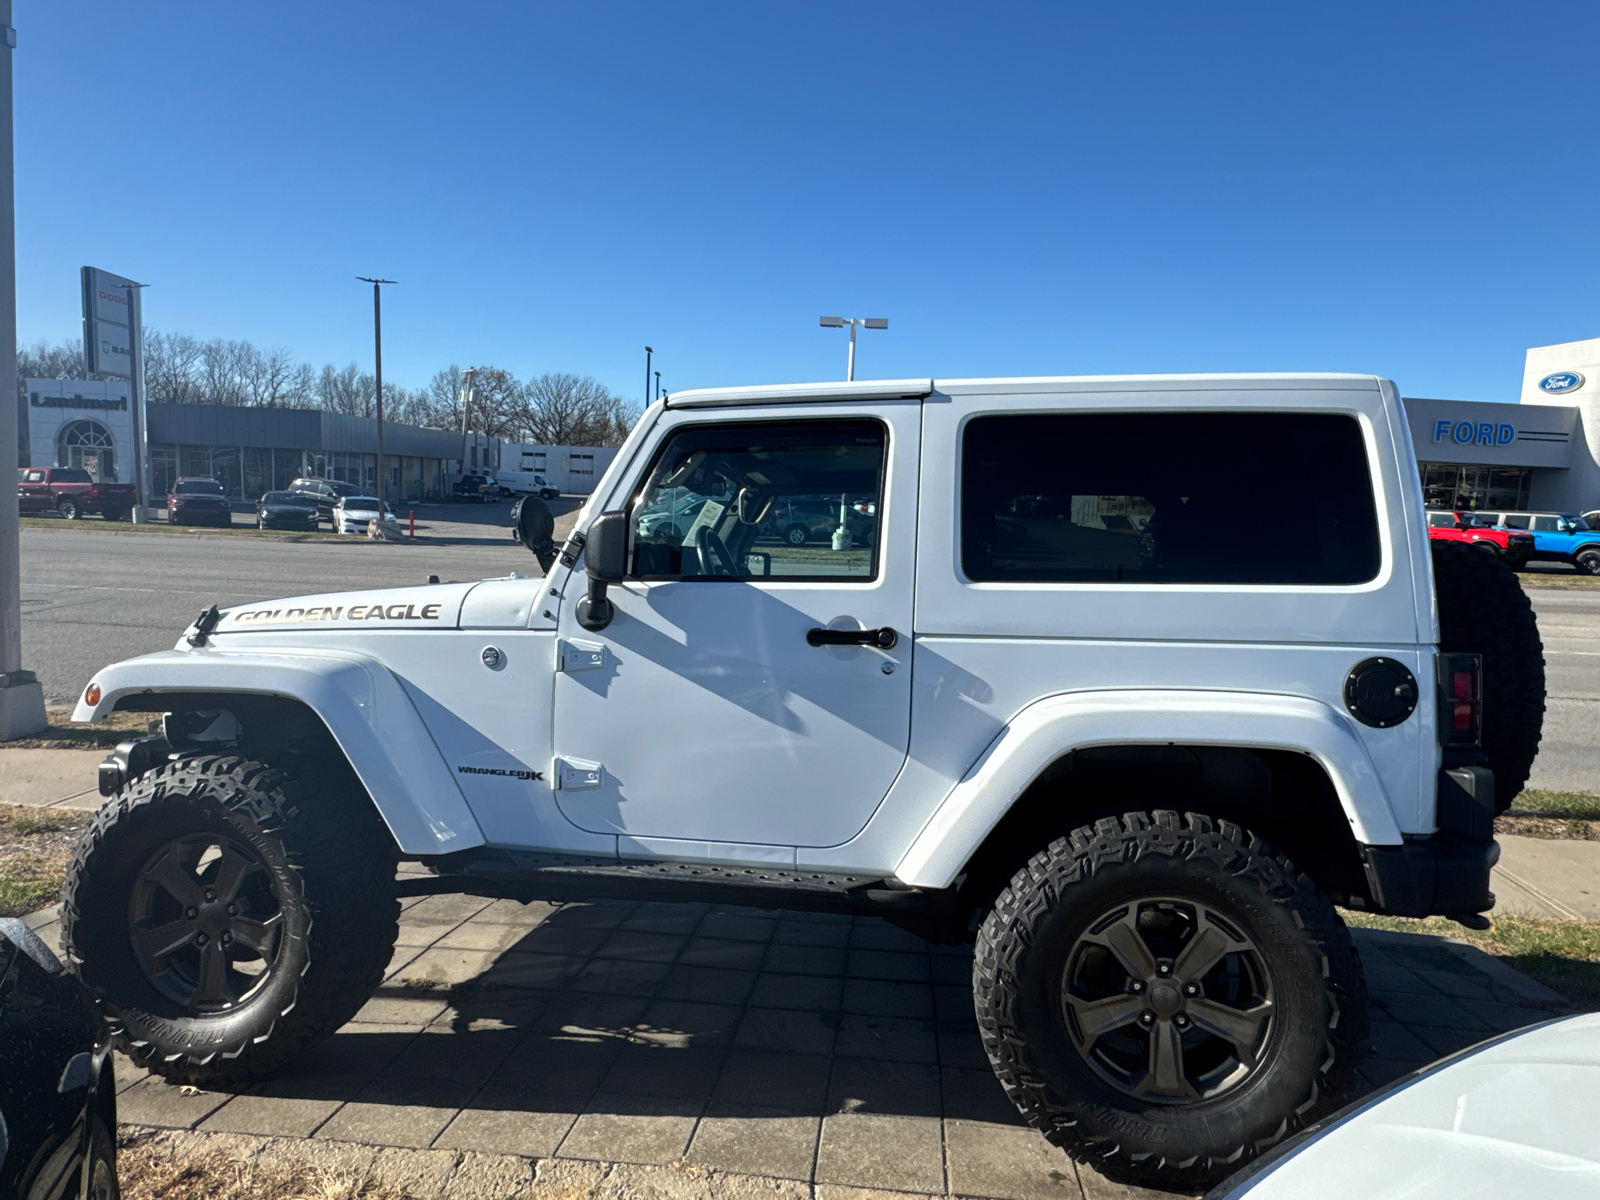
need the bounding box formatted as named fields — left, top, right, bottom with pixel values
left=496, top=470, right=560, bottom=498
left=332, top=497, right=393, bottom=535
left=75, top=374, right=1450, bottom=894
left=1209, top=1014, right=1600, bottom=1199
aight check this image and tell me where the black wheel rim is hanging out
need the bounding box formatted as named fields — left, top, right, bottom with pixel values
left=1060, top=896, right=1274, bottom=1105
left=127, top=833, right=286, bottom=1011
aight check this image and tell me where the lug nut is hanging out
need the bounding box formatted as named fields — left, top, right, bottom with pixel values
left=196, top=933, right=208, bottom=947
left=221, top=932, right=233, bottom=946
left=1156, top=962, right=1172, bottom=977
left=204, top=889, right=216, bottom=902
left=185, top=907, right=198, bottom=920
left=1139, top=1010, right=1155, bottom=1025
left=1174, top=1014, right=1190, bottom=1029
left=1128, top=979, right=1146, bottom=994
left=226, top=904, right=238, bottom=917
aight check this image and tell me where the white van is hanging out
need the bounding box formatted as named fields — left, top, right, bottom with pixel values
left=495, top=469, right=560, bottom=499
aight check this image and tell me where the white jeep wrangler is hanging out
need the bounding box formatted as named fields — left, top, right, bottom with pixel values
left=64, top=374, right=1543, bottom=1191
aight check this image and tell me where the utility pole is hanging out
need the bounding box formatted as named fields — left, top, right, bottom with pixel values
left=358, top=278, right=395, bottom=499
left=458, top=366, right=477, bottom=476
left=645, top=346, right=652, bottom=408
left=0, top=1, right=44, bottom=738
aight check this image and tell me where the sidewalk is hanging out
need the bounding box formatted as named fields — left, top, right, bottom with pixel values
left=19, top=877, right=1575, bottom=1200
left=1493, top=833, right=1600, bottom=920
left=0, top=746, right=102, bottom=807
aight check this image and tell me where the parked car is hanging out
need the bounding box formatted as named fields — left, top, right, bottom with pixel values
left=332, top=494, right=395, bottom=534
left=0, top=918, right=118, bottom=1200
left=255, top=490, right=321, bottom=532
left=287, top=477, right=365, bottom=525
left=496, top=469, right=560, bottom=500
left=17, top=466, right=137, bottom=522
left=70, top=372, right=1541, bottom=1192
left=1472, top=510, right=1600, bottom=574
left=763, top=494, right=878, bottom=547
left=1206, top=1012, right=1597, bottom=1199
left=636, top=488, right=722, bottom=542
left=1424, top=510, right=1534, bottom=567
left=453, top=474, right=503, bottom=503
left=166, top=477, right=232, bottom=527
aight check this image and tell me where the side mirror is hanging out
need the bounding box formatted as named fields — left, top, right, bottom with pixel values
left=576, top=511, right=628, bottom=631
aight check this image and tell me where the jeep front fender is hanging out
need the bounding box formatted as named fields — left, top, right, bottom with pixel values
left=893, top=688, right=1404, bottom=890
left=73, top=649, right=485, bottom=856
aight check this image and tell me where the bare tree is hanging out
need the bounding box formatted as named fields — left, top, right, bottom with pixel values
left=143, top=330, right=203, bottom=404
left=520, top=373, right=637, bottom=447
left=315, top=363, right=377, bottom=417
left=17, top=337, right=87, bottom=384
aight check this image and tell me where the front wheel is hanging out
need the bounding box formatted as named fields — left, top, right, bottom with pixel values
left=63, top=755, right=399, bottom=1088
left=785, top=523, right=809, bottom=546
left=58, top=497, right=80, bottom=520
left=973, top=810, right=1366, bottom=1192
left=1576, top=548, right=1600, bottom=576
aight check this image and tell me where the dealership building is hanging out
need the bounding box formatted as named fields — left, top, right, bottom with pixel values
left=21, top=380, right=503, bottom=502
left=1403, top=336, right=1600, bottom=515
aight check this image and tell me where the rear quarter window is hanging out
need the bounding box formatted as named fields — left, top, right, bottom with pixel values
left=962, top=411, right=1381, bottom=585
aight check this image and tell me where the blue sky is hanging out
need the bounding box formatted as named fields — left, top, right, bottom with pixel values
left=15, top=2, right=1598, bottom=403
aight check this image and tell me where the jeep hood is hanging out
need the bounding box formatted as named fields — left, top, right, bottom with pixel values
left=202, top=575, right=542, bottom=637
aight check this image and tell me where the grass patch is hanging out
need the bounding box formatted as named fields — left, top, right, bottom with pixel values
left=1343, top=910, right=1600, bottom=1009
left=1518, top=570, right=1600, bottom=589
left=1510, top=789, right=1600, bottom=820
left=118, top=1136, right=402, bottom=1200
left=0, top=804, right=91, bottom=917
left=3, top=707, right=150, bottom=749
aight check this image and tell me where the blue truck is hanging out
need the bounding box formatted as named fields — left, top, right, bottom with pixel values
left=1479, top=509, right=1600, bottom=574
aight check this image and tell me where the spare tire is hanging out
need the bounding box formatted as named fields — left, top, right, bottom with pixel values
left=1431, top=541, right=1545, bottom=812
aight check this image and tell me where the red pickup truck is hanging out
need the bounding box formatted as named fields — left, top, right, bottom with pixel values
left=17, top=467, right=138, bottom=521
left=1425, top=510, right=1534, bottom=568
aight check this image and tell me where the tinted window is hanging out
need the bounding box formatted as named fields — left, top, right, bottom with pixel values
left=1427, top=512, right=1455, bottom=528
left=962, top=412, right=1380, bottom=585
left=630, top=420, right=885, bottom=582
left=175, top=479, right=225, bottom=495
left=262, top=491, right=313, bottom=505
left=53, top=468, right=93, bottom=484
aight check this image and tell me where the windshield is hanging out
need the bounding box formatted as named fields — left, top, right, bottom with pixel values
left=262, top=491, right=313, bottom=505
left=341, top=497, right=381, bottom=509
left=1567, top=516, right=1591, bottom=531
left=175, top=480, right=225, bottom=495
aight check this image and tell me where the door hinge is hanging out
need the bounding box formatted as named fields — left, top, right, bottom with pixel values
left=557, top=639, right=606, bottom=672
left=555, top=757, right=604, bottom=791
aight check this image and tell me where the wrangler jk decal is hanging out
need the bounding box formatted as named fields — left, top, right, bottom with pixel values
left=457, top=765, right=545, bottom=781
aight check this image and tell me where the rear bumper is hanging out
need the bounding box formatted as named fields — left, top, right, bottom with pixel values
left=1361, top=764, right=1499, bottom=917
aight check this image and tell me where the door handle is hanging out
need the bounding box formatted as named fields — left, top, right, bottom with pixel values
left=806, top=626, right=898, bottom=649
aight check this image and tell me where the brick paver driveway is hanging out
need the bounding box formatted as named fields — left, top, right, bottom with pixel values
left=77, top=871, right=1568, bottom=1200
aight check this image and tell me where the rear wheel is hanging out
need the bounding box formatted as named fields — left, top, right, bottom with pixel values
left=58, top=497, right=80, bottom=520
left=973, top=810, right=1366, bottom=1192
left=785, top=523, right=809, bottom=546
left=63, top=755, right=399, bottom=1088
left=1431, top=541, right=1546, bottom=810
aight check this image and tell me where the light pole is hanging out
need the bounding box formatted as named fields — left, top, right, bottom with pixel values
left=357, top=277, right=395, bottom=500
left=819, top=316, right=888, bottom=381
left=0, top=0, right=44, bottom=738
left=645, top=346, right=652, bottom=408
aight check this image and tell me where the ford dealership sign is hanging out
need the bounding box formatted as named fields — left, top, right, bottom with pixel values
left=1539, top=371, right=1585, bottom=394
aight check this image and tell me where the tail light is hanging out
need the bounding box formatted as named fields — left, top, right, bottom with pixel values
left=1435, top=653, right=1482, bottom=745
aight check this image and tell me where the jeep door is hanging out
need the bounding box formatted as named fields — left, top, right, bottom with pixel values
left=551, top=404, right=918, bottom=853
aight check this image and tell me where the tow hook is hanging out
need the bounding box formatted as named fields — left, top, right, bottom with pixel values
left=187, top=605, right=222, bottom=647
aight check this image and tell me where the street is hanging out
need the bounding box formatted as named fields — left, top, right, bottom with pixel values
left=17, top=520, right=1599, bottom=788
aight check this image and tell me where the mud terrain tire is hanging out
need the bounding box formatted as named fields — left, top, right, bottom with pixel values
left=62, top=755, right=399, bottom=1088
left=1431, top=541, right=1545, bottom=811
left=973, top=810, right=1367, bottom=1193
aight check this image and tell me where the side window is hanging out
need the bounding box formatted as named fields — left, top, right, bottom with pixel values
left=630, top=420, right=886, bottom=582
left=25, top=470, right=44, bottom=483
left=962, top=412, right=1381, bottom=585
left=1426, top=512, right=1454, bottom=528
left=1502, top=514, right=1531, bottom=529
left=1531, top=515, right=1557, bottom=531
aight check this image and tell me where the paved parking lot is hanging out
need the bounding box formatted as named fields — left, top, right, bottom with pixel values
left=21, top=875, right=1568, bottom=1200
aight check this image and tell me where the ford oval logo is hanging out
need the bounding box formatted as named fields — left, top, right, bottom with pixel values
left=1539, top=371, right=1585, bottom=394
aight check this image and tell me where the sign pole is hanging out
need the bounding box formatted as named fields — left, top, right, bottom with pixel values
left=0, top=0, right=46, bottom=738
left=129, top=282, right=148, bottom=513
